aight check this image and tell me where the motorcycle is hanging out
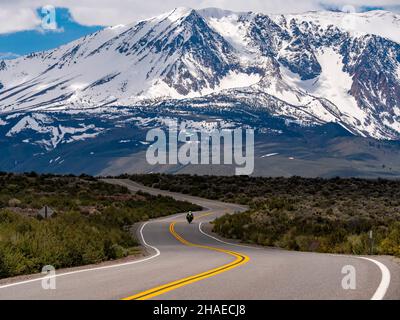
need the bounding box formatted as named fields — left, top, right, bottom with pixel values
left=186, top=212, right=194, bottom=224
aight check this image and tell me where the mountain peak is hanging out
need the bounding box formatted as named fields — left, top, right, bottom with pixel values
left=164, top=7, right=195, bottom=22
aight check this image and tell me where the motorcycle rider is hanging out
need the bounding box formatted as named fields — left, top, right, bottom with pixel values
left=186, top=211, right=194, bottom=224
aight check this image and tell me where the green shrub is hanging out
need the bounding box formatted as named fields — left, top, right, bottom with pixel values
left=379, top=223, right=400, bottom=256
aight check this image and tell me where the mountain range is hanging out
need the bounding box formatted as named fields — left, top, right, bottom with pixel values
left=1, top=7, right=400, bottom=176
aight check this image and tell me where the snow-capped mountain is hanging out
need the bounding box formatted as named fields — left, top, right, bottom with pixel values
left=1, top=7, right=400, bottom=140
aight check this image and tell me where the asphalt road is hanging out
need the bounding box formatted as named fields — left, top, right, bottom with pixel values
left=0, top=179, right=399, bottom=300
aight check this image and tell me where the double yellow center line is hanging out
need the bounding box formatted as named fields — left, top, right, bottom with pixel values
left=123, top=216, right=250, bottom=300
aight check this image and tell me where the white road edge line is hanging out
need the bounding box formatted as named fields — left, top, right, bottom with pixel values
left=0, top=222, right=161, bottom=290
left=358, top=257, right=391, bottom=300
left=200, top=222, right=391, bottom=300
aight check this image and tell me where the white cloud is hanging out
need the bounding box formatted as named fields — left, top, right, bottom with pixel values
left=0, top=6, right=41, bottom=33
left=0, top=0, right=399, bottom=34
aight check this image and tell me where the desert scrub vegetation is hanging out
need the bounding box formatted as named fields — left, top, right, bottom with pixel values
left=0, top=172, right=199, bottom=279
left=128, top=174, right=400, bottom=256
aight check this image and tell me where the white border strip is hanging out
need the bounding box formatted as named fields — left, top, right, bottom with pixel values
left=358, top=257, right=391, bottom=300
left=199, top=222, right=391, bottom=300
left=0, top=222, right=160, bottom=290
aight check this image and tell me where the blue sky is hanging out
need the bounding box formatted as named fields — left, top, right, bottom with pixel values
left=0, top=2, right=399, bottom=60
left=0, top=8, right=104, bottom=59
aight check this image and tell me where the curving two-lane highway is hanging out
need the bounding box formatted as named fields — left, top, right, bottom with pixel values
left=0, top=179, right=399, bottom=300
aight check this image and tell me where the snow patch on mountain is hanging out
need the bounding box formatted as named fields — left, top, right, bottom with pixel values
left=280, top=48, right=373, bottom=137
left=6, top=113, right=105, bottom=149
left=203, top=10, right=250, bottom=52
left=6, top=114, right=52, bottom=136
left=65, top=132, right=101, bottom=143
left=313, top=49, right=362, bottom=118
left=119, top=115, right=237, bottom=133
